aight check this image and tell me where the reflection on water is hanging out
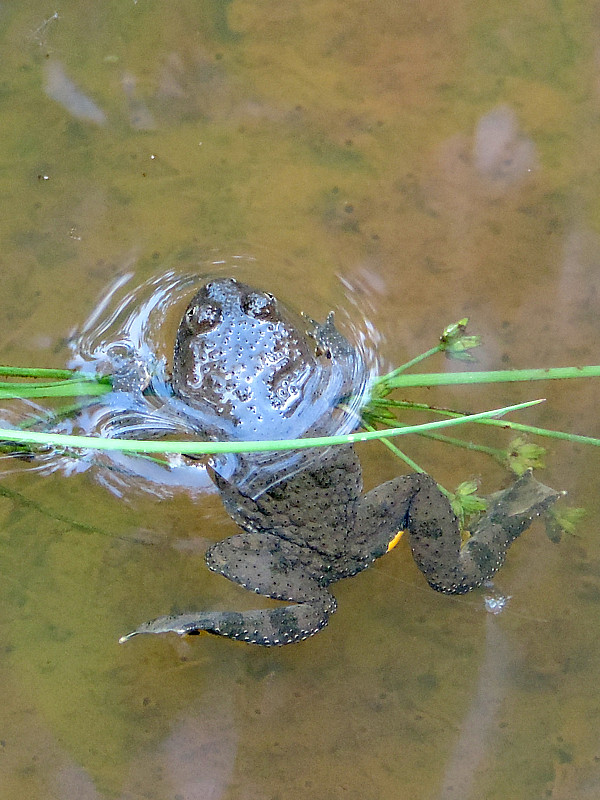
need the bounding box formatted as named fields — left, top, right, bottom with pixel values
left=157, top=691, right=238, bottom=800
left=0, top=1, right=599, bottom=799
left=41, top=686, right=239, bottom=799
left=473, top=105, right=537, bottom=191
left=436, top=617, right=511, bottom=800
left=44, top=61, right=107, bottom=126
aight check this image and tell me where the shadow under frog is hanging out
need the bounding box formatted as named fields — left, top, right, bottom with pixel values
left=120, top=278, right=558, bottom=647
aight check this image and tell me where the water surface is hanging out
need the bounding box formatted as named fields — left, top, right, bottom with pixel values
left=0, top=2, right=599, bottom=799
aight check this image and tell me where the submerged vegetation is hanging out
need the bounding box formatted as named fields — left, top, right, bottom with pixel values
left=0, top=318, right=596, bottom=533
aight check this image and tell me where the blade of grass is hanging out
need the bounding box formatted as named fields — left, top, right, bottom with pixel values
left=0, top=366, right=84, bottom=379
left=380, top=346, right=441, bottom=380
left=416, top=430, right=506, bottom=459
left=362, top=422, right=426, bottom=472
left=371, top=400, right=600, bottom=447
left=378, top=365, right=600, bottom=390
left=0, top=399, right=544, bottom=455
left=361, top=423, right=453, bottom=501
left=0, top=380, right=111, bottom=398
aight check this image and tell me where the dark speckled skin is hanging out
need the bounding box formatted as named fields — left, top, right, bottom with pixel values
left=120, top=279, right=559, bottom=646
left=170, top=277, right=359, bottom=445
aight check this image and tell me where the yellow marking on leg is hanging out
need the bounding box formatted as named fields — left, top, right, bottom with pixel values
left=386, top=530, right=405, bottom=553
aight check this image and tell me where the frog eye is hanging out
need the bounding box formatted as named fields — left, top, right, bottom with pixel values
left=242, top=291, right=277, bottom=320
left=184, top=303, right=223, bottom=334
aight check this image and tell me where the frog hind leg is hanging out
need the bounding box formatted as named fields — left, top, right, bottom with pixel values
left=351, top=473, right=457, bottom=578
left=354, top=471, right=558, bottom=594
left=406, top=470, right=559, bottom=594
left=350, top=473, right=433, bottom=568
left=119, top=532, right=336, bottom=646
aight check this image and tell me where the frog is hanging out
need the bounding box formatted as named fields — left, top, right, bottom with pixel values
left=166, top=275, right=366, bottom=497
left=120, top=278, right=559, bottom=646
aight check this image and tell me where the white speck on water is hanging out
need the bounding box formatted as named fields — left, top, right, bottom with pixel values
left=484, top=593, right=511, bottom=615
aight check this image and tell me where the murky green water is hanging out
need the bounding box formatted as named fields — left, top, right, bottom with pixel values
left=0, top=2, right=599, bottom=798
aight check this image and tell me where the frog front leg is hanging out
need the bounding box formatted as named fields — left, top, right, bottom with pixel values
left=354, top=471, right=559, bottom=593
left=120, top=532, right=336, bottom=646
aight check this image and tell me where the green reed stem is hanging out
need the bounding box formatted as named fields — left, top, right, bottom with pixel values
left=0, top=399, right=543, bottom=455
left=368, top=399, right=600, bottom=447
left=415, top=431, right=506, bottom=459
left=377, top=365, right=600, bottom=389
left=0, top=366, right=82, bottom=379
left=0, top=380, right=111, bottom=399
left=380, top=346, right=441, bottom=380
